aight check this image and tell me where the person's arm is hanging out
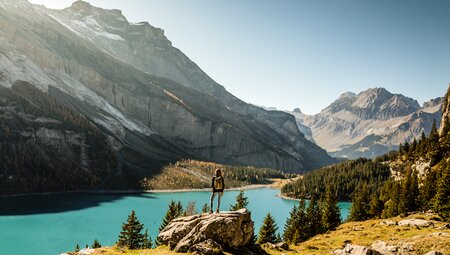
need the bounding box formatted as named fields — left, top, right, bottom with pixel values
left=211, top=177, right=215, bottom=190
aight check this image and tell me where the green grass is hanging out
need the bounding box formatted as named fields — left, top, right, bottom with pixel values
left=81, top=213, right=450, bottom=255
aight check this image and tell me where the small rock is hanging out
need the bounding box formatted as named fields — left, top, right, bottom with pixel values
left=423, top=251, right=444, bottom=255
left=436, top=223, right=450, bottom=230
left=371, top=241, right=399, bottom=255
left=77, top=248, right=95, bottom=255
left=379, top=220, right=397, bottom=226
left=398, top=219, right=434, bottom=227
left=352, top=226, right=364, bottom=231
left=275, top=242, right=289, bottom=250
left=430, top=232, right=450, bottom=237
left=188, top=239, right=224, bottom=255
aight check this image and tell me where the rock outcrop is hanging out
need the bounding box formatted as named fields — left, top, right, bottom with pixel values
left=290, top=87, right=444, bottom=159
left=440, top=84, right=450, bottom=135
left=157, top=209, right=254, bottom=253
left=398, top=219, right=434, bottom=228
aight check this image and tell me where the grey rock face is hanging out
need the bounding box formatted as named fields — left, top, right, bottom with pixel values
left=0, top=0, right=335, bottom=175
left=157, top=209, right=254, bottom=253
left=291, top=88, right=443, bottom=159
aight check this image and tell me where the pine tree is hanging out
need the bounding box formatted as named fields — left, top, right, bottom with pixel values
left=321, top=185, right=341, bottom=231
left=142, top=229, right=153, bottom=249
left=283, top=204, right=298, bottom=243
left=369, top=193, right=383, bottom=219
left=230, top=190, right=249, bottom=211
left=201, top=203, right=210, bottom=213
left=75, top=244, right=80, bottom=252
left=117, top=210, right=146, bottom=249
left=382, top=182, right=401, bottom=218
left=420, top=169, right=437, bottom=210
left=306, top=195, right=322, bottom=236
left=349, top=185, right=370, bottom=221
left=92, top=239, right=101, bottom=248
left=257, top=212, right=278, bottom=244
left=433, top=163, right=450, bottom=221
left=159, top=201, right=182, bottom=232
left=175, top=201, right=184, bottom=216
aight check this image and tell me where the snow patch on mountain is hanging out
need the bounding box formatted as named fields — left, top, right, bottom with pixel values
left=49, top=13, right=124, bottom=41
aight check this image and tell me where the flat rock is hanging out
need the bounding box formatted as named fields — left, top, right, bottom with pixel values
left=398, top=219, right=434, bottom=228
left=371, top=241, right=399, bottom=255
left=333, top=244, right=382, bottom=255
left=157, top=208, right=254, bottom=253
left=423, top=251, right=444, bottom=255
left=379, top=220, right=397, bottom=226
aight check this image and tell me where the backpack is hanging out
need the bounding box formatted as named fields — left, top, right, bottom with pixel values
left=214, top=176, right=224, bottom=190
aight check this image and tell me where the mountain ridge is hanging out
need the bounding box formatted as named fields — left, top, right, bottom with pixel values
left=0, top=0, right=335, bottom=195
left=290, top=87, right=442, bottom=159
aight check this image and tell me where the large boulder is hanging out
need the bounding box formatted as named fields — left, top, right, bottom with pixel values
left=157, top=209, right=254, bottom=253
left=398, top=219, right=434, bottom=228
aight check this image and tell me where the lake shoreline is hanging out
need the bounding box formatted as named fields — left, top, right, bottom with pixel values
left=0, top=183, right=278, bottom=198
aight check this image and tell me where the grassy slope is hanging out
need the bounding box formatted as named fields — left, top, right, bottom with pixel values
left=141, top=160, right=286, bottom=190
left=84, top=214, right=450, bottom=255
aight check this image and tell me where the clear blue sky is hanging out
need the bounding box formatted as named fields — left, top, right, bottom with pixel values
left=29, top=0, right=450, bottom=114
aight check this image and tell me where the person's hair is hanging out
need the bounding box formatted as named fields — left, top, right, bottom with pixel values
left=215, top=168, right=222, bottom=177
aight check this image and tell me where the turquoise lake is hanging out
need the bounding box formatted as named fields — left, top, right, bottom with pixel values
left=0, top=188, right=351, bottom=255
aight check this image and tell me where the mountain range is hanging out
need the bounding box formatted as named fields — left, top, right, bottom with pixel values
left=0, top=0, right=337, bottom=193
left=290, top=87, right=443, bottom=159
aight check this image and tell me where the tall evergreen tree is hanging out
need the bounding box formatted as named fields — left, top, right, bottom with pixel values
left=433, top=163, right=450, bottom=221
left=284, top=199, right=309, bottom=244
left=117, top=210, right=146, bottom=250
left=159, top=201, right=183, bottom=232
left=382, top=182, right=401, bottom=218
left=92, top=239, right=101, bottom=248
left=142, top=229, right=153, bottom=249
left=257, top=212, right=278, bottom=244
left=420, top=169, right=437, bottom=210
left=369, top=193, right=383, bottom=218
left=349, top=185, right=370, bottom=221
left=306, top=195, right=322, bottom=236
left=283, top=204, right=298, bottom=243
left=321, top=185, right=341, bottom=231
left=230, top=190, right=249, bottom=211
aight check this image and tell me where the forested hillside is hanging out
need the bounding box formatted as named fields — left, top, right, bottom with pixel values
left=282, top=85, right=450, bottom=222
left=0, top=82, right=116, bottom=194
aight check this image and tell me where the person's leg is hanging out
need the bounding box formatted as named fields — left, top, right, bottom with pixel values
left=216, top=192, right=222, bottom=213
left=210, top=192, right=215, bottom=213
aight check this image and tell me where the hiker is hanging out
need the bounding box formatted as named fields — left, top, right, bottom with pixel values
left=210, top=168, right=224, bottom=213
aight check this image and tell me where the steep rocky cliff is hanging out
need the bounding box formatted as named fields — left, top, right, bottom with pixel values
left=0, top=0, right=334, bottom=195
left=439, top=84, right=450, bottom=135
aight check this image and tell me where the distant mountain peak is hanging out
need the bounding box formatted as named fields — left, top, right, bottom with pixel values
left=323, top=87, right=420, bottom=119
left=338, top=91, right=356, bottom=99
left=293, top=107, right=302, bottom=113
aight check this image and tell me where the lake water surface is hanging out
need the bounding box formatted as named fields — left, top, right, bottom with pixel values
left=0, top=188, right=350, bottom=255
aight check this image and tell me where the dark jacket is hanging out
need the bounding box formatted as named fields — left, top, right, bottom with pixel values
left=211, top=176, right=225, bottom=192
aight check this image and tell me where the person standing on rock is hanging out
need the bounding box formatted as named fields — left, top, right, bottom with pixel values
left=210, top=168, right=225, bottom=213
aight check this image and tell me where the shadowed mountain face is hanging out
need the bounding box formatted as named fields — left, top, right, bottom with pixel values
left=291, top=88, right=443, bottom=159
left=0, top=0, right=335, bottom=194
